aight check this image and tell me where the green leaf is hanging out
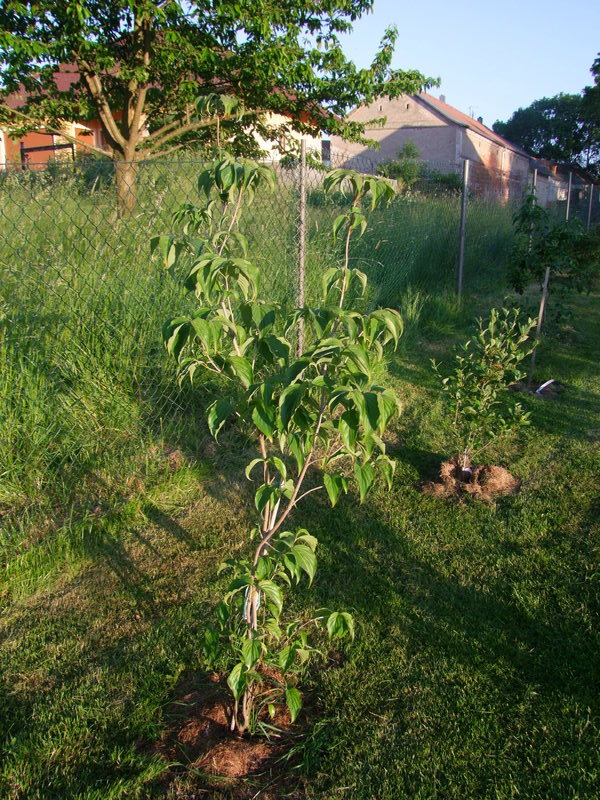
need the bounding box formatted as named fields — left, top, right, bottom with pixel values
left=347, top=390, right=377, bottom=432
left=228, top=355, right=253, bottom=389
left=291, top=544, right=317, bottom=585
left=346, top=343, right=372, bottom=378
left=350, top=268, right=368, bottom=296
left=377, top=390, right=400, bottom=432
left=377, top=455, right=396, bottom=490
left=151, top=235, right=183, bottom=270
left=264, top=618, right=282, bottom=640
left=285, top=686, right=302, bottom=722
left=354, top=462, right=375, bottom=503
left=252, top=401, right=276, bottom=440
left=287, top=434, right=307, bottom=471
left=279, top=645, right=296, bottom=673
left=323, top=472, right=346, bottom=507
left=227, top=662, right=246, bottom=701
left=296, top=530, right=318, bottom=551
left=279, top=383, right=305, bottom=430
left=241, top=638, right=261, bottom=668
left=207, top=398, right=233, bottom=440
left=162, top=317, right=190, bottom=361
left=255, top=555, right=272, bottom=580
left=326, top=611, right=355, bottom=640
left=245, top=458, right=265, bottom=481
left=338, top=410, right=359, bottom=451
left=259, top=579, right=283, bottom=614
left=262, top=334, right=291, bottom=361
left=371, top=308, right=404, bottom=347
left=270, top=456, right=287, bottom=480
left=227, top=575, right=254, bottom=591
left=332, top=213, right=348, bottom=242
left=215, top=600, right=230, bottom=627
left=255, top=483, right=279, bottom=514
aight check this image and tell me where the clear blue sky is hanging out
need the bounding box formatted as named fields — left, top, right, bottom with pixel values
left=337, top=0, right=600, bottom=127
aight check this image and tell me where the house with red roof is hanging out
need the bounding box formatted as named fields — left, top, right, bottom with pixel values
left=0, top=66, right=110, bottom=167
left=330, top=92, right=534, bottom=201
left=0, top=64, right=323, bottom=169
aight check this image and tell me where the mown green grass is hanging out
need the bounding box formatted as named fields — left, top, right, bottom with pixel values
left=0, top=252, right=598, bottom=800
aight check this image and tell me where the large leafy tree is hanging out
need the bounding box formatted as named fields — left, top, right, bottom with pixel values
left=0, top=0, right=434, bottom=211
left=582, top=52, right=600, bottom=173
left=493, top=93, right=599, bottom=171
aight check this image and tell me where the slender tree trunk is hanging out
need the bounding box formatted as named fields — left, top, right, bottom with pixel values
left=114, top=157, right=139, bottom=216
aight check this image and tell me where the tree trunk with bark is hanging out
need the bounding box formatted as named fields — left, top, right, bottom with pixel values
left=114, top=158, right=139, bottom=216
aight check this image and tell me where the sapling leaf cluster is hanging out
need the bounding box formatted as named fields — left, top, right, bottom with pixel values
left=433, top=307, right=537, bottom=473
left=510, top=194, right=594, bottom=326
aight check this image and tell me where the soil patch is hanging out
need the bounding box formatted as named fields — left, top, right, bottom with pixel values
left=149, top=671, right=300, bottom=793
left=511, top=380, right=565, bottom=398
left=423, top=456, right=521, bottom=503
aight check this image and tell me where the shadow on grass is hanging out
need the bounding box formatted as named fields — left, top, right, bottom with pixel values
left=304, top=494, right=598, bottom=710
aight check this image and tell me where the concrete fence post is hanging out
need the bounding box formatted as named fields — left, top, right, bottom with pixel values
left=456, top=158, right=470, bottom=298
left=297, top=138, right=307, bottom=355
left=528, top=168, right=538, bottom=253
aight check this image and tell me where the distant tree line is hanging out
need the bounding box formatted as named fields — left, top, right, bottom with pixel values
left=493, top=54, right=600, bottom=175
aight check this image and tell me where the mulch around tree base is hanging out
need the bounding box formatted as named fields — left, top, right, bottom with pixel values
left=142, top=671, right=309, bottom=799
left=422, top=456, right=521, bottom=503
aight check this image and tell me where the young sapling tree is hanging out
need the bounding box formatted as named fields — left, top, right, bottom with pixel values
left=156, top=156, right=403, bottom=735
left=433, top=307, right=536, bottom=478
left=511, top=194, right=596, bottom=384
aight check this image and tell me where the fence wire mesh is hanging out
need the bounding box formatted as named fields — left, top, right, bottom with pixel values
left=0, top=151, right=597, bottom=556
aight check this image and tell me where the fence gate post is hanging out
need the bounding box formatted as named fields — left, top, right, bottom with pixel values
left=456, top=158, right=470, bottom=297
left=297, top=138, right=307, bottom=355
left=586, top=183, right=594, bottom=231
left=565, top=170, right=572, bottom=221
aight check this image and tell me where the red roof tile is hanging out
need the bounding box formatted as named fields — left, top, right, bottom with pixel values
left=418, top=93, right=529, bottom=157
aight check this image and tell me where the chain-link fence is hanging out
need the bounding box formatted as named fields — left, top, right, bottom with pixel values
left=0, top=149, right=597, bottom=557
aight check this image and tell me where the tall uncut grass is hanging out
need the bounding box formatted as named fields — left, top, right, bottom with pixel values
left=0, top=157, right=517, bottom=593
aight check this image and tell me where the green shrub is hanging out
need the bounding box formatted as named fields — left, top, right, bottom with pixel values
left=433, top=307, right=536, bottom=471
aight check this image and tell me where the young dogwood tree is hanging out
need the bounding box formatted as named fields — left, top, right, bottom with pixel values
left=155, top=156, right=403, bottom=733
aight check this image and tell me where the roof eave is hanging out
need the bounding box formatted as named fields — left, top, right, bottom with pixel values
left=416, top=94, right=529, bottom=158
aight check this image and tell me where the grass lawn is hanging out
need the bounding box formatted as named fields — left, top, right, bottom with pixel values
left=1, top=281, right=599, bottom=799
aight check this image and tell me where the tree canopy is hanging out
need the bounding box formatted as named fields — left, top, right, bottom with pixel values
left=493, top=54, right=600, bottom=174
left=0, top=0, right=435, bottom=163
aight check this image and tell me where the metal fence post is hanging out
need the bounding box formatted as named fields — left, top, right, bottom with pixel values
left=456, top=158, right=469, bottom=297
left=565, top=170, right=572, bottom=221
left=297, top=138, right=307, bottom=355
left=586, top=183, right=594, bottom=231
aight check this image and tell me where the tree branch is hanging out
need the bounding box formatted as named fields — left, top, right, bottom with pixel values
left=143, top=107, right=196, bottom=143
left=142, top=142, right=187, bottom=160
left=143, top=108, right=266, bottom=152
left=0, top=105, right=111, bottom=159
left=252, top=393, right=327, bottom=566
left=76, top=57, right=127, bottom=150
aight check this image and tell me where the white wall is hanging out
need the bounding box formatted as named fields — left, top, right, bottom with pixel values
left=252, top=113, right=321, bottom=161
